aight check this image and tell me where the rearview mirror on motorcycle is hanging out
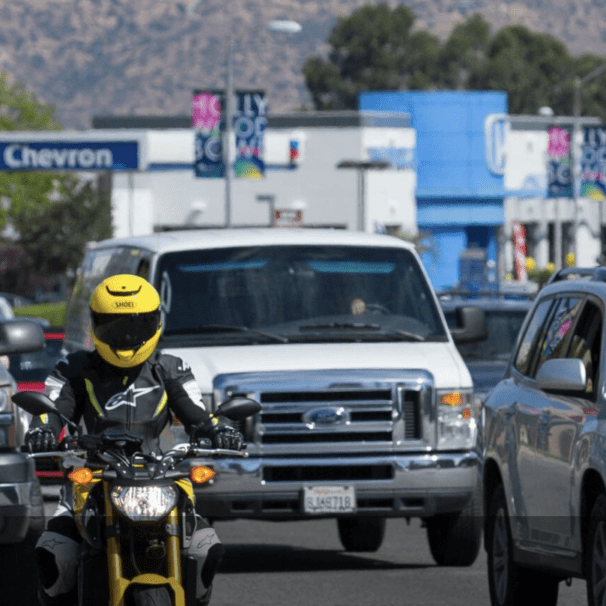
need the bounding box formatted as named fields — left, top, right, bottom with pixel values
left=13, top=390, right=81, bottom=435
left=216, top=396, right=261, bottom=421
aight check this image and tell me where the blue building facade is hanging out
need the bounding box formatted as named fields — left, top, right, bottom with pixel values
left=359, top=91, right=508, bottom=290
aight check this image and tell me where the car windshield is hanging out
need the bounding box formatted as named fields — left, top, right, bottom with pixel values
left=444, top=308, right=528, bottom=361
left=8, top=338, right=64, bottom=382
left=156, top=245, right=448, bottom=344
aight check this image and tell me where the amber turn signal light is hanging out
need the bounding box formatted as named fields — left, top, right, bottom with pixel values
left=440, top=392, right=463, bottom=406
left=190, top=466, right=216, bottom=484
left=68, top=467, right=93, bottom=485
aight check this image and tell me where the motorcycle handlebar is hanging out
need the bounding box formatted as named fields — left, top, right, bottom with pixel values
left=169, top=443, right=249, bottom=458
left=25, top=445, right=249, bottom=460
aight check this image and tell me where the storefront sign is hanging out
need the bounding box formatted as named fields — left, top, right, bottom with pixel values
left=368, top=147, right=414, bottom=169
left=0, top=141, right=139, bottom=171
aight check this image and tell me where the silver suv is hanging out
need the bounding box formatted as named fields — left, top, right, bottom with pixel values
left=483, top=267, right=606, bottom=606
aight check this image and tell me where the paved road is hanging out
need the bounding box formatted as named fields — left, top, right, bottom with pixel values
left=38, top=488, right=589, bottom=606
left=211, top=516, right=587, bottom=606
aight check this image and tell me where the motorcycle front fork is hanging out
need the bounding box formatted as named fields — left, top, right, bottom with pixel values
left=103, top=484, right=186, bottom=606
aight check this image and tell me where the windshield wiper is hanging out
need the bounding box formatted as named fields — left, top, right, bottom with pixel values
left=170, top=324, right=288, bottom=344
left=301, top=322, right=381, bottom=331
left=385, top=329, right=426, bottom=342
left=300, top=322, right=426, bottom=341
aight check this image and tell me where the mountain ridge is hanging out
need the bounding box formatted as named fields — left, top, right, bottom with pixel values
left=0, top=0, right=603, bottom=130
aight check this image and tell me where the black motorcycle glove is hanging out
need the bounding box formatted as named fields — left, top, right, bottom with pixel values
left=25, top=427, right=58, bottom=453
left=208, top=425, right=244, bottom=450
left=192, top=418, right=244, bottom=451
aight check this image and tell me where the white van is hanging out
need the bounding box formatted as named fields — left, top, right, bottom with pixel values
left=64, top=228, right=485, bottom=564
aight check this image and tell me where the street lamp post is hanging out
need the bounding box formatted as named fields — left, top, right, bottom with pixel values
left=223, top=20, right=301, bottom=229
left=224, top=34, right=234, bottom=228
left=571, top=63, right=606, bottom=264
left=337, top=160, right=390, bottom=231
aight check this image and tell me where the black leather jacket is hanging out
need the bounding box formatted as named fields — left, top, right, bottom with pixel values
left=29, top=349, right=214, bottom=454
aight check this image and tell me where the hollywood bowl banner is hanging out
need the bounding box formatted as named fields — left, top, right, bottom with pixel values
left=547, top=125, right=572, bottom=198
left=192, top=90, right=225, bottom=178
left=233, top=91, right=267, bottom=180
left=581, top=126, right=606, bottom=201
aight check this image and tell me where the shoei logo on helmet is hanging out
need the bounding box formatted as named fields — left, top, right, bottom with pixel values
left=115, top=301, right=134, bottom=308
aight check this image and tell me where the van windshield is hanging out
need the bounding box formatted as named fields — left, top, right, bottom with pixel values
left=156, top=245, right=448, bottom=344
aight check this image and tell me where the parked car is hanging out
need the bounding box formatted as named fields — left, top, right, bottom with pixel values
left=8, top=326, right=65, bottom=483
left=482, top=267, right=606, bottom=606
left=439, top=292, right=533, bottom=403
left=0, top=320, right=46, bottom=551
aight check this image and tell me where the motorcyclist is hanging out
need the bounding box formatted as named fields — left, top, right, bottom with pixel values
left=25, top=273, right=244, bottom=606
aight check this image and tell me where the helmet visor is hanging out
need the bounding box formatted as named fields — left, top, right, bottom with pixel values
left=91, top=310, right=162, bottom=350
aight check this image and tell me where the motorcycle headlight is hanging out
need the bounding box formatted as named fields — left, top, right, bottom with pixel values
left=110, top=485, right=178, bottom=521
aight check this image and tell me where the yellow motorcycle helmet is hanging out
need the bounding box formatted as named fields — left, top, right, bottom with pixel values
left=89, top=274, right=163, bottom=368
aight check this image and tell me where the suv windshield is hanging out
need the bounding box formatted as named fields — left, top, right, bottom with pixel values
left=156, top=245, right=448, bottom=344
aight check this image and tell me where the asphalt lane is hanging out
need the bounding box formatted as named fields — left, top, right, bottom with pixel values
left=40, top=488, right=588, bottom=606
left=210, top=517, right=588, bottom=606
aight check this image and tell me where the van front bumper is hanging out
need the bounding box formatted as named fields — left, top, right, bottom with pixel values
left=192, top=450, right=481, bottom=520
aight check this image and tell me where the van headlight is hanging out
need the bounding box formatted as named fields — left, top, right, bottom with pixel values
left=110, top=485, right=178, bottom=521
left=436, top=389, right=476, bottom=450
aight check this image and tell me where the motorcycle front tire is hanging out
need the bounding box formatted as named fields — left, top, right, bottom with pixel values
left=133, top=586, right=172, bottom=606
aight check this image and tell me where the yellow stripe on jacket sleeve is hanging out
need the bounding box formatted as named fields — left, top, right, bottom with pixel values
left=84, top=379, right=105, bottom=417
left=154, top=391, right=168, bottom=416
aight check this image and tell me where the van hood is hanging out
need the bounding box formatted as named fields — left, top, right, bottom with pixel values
left=160, top=341, right=471, bottom=392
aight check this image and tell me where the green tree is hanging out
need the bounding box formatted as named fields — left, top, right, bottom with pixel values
left=303, top=3, right=440, bottom=109
left=437, top=14, right=492, bottom=89
left=0, top=73, right=112, bottom=289
left=303, top=6, right=606, bottom=120
left=0, top=73, right=63, bottom=231
left=12, top=175, right=112, bottom=279
left=472, top=25, right=573, bottom=114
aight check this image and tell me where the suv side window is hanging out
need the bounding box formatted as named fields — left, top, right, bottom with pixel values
left=514, top=298, right=555, bottom=375
left=535, top=296, right=583, bottom=373
left=567, top=299, right=602, bottom=399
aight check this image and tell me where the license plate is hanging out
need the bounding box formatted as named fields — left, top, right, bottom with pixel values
left=303, top=486, right=356, bottom=514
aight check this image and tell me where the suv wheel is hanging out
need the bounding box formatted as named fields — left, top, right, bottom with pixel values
left=337, top=516, right=385, bottom=552
left=586, top=493, right=606, bottom=606
left=486, top=484, right=559, bottom=606
left=425, top=487, right=482, bottom=566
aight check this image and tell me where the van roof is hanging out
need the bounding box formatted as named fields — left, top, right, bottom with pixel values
left=90, top=228, right=417, bottom=254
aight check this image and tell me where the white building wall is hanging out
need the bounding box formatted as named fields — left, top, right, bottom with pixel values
left=109, top=117, right=417, bottom=237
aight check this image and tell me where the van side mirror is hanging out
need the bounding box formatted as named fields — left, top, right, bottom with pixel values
left=450, top=306, right=488, bottom=344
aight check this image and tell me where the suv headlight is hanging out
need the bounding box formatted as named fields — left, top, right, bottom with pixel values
left=436, top=389, right=476, bottom=450
left=110, top=485, right=178, bottom=521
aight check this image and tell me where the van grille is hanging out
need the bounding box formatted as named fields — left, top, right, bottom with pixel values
left=216, top=369, right=431, bottom=452
left=257, top=386, right=421, bottom=445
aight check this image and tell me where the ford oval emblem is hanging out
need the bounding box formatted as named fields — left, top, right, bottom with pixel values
left=303, top=406, right=348, bottom=426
